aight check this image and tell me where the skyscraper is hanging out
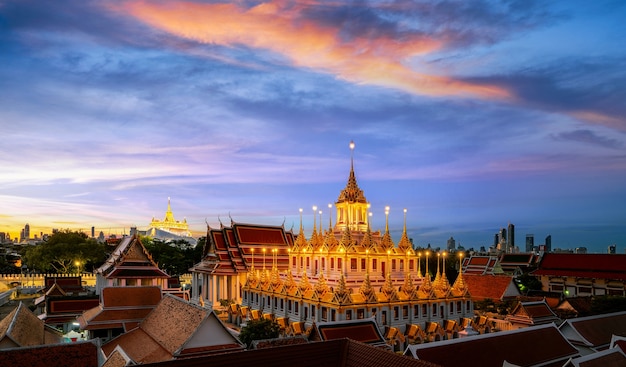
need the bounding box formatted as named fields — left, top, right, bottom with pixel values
left=545, top=235, right=552, bottom=253
left=525, top=234, right=534, bottom=252
left=447, top=236, right=456, bottom=251
left=24, top=223, right=30, bottom=240
left=507, top=223, right=515, bottom=252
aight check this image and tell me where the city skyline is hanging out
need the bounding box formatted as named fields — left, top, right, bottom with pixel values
left=1, top=1, right=625, bottom=252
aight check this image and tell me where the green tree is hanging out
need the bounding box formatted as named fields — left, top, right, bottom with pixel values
left=141, top=237, right=203, bottom=275
left=238, top=318, right=281, bottom=348
left=516, top=273, right=543, bottom=294
left=22, top=230, right=108, bottom=273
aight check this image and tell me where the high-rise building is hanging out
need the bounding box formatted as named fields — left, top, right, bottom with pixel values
left=24, top=223, right=30, bottom=240
left=447, top=236, right=456, bottom=251
left=507, top=223, right=515, bottom=252
left=525, top=234, right=534, bottom=252
left=545, top=235, right=552, bottom=253
left=608, top=245, right=617, bottom=254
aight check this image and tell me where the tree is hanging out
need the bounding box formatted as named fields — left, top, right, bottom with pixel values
left=22, top=230, right=108, bottom=273
left=141, top=237, right=203, bottom=275
left=238, top=318, right=281, bottom=348
left=516, top=273, right=543, bottom=294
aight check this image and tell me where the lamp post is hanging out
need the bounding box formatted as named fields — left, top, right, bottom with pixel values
left=417, top=252, right=422, bottom=278
left=442, top=251, right=447, bottom=276
left=384, top=206, right=390, bottom=234
left=328, top=204, right=333, bottom=229
left=263, top=248, right=267, bottom=271
left=251, top=248, right=255, bottom=270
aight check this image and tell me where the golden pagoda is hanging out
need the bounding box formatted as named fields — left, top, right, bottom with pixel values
left=191, top=141, right=472, bottom=344
left=148, top=197, right=192, bottom=237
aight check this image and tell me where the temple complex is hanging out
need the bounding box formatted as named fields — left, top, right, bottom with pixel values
left=190, top=142, right=472, bottom=336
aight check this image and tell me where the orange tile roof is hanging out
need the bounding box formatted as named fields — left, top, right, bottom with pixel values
left=102, top=294, right=244, bottom=364
left=463, top=274, right=520, bottom=301
left=406, top=324, right=578, bottom=367
left=0, top=302, right=62, bottom=347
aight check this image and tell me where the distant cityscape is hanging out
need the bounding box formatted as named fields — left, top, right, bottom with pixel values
left=1, top=218, right=621, bottom=256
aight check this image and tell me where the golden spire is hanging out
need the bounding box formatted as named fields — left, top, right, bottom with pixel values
left=359, top=272, right=375, bottom=298
left=336, top=273, right=348, bottom=295
left=285, top=270, right=297, bottom=289
left=310, top=206, right=320, bottom=249
left=165, top=197, right=174, bottom=222
left=361, top=222, right=374, bottom=250
left=433, top=252, right=442, bottom=287
left=337, top=141, right=366, bottom=203
left=339, top=225, right=354, bottom=251
left=401, top=272, right=416, bottom=295
left=293, top=208, right=307, bottom=251
left=299, top=271, right=312, bottom=291
left=452, top=252, right=467, bottom=292
left=270, top=265, right=282, bottom=289
left=439, top=256, right=451, bottom=292
left=381, top=272, right=397, bottom=298
left=380, top=206, right=395, bottom=250
left=397, top=208, right=412, bottom=251
left=314, top=272, right=329, bottom=295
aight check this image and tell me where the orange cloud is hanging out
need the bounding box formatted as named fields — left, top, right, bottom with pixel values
left=119, top=0, right=510, bottom=99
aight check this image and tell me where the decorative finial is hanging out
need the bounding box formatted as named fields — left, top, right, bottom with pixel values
left=349, top=140, right=355, bottom=171
left=385, top=206, right=390, bottom=233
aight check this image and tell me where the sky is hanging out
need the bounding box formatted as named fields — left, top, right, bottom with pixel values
left=1, top=0, right=625, bottom=253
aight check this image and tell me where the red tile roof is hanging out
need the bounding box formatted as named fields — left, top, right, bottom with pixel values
left=507, top=300, right=561, bottom=326
left=462, top=256, right=499, bottom=275
left=0, top=340, right=99, bottom=367
left=463, top=274, right=520, bottom=301
left=309, top=319, right=387, bottom=347
left=406, top=324, right=579, bottom=367
left=139, top=338, right=439, bottom=367
left=77, top=286, right=162, bottom=331
left=563, top=347, right=626, bottom=367
left=533, top=253, right=626, bottom=280
left=195, top=223, right=293, bottom=276
left=559, top=311, right=626, bottom=348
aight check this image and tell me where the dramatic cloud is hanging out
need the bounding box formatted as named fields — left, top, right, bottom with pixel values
left=0, top=0, right=625, bottom=251
left=118, top=0, right=510, bottom=98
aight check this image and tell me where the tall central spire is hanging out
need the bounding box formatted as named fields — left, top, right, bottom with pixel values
left=335, top=141, right=369, bottom=232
